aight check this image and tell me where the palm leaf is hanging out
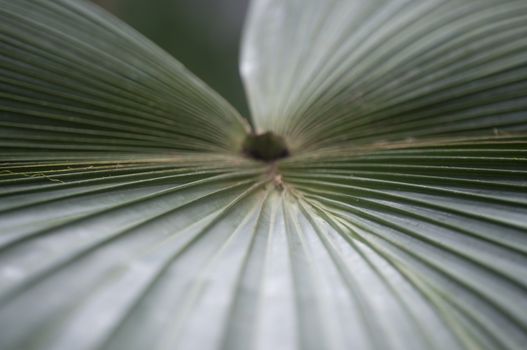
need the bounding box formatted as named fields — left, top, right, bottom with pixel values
left=1, top=0, right=526, bottom=349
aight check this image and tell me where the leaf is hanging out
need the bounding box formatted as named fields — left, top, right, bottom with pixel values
left=241, top=0, right=527, bottom=151
left=0, top=0, right=249, bottom=156
left=1, top=0, right=527, bottom=350
left=280, top=135, right=527, bottom=350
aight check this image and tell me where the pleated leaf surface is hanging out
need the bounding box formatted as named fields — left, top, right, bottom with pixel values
left=1, top=0, right=526, bottom=350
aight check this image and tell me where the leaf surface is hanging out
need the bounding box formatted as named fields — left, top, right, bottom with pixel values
left=1, top=0, right=527, bottom=350
left=241, top=0, right=527, bottom=151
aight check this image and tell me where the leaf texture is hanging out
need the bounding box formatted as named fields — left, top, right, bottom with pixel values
left=280, top=136, right=527, bottom=349
left=241, top=0, right=527, bottom=151
left=0, top=0, right=249, bottom=155
left=1, top=0, right=527, bottom=350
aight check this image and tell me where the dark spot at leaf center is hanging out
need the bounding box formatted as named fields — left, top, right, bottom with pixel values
left=242, top=132, right=290, bottom=162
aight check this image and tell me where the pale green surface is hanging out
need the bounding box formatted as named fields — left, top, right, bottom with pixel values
left=0, top=0, right=526, bottom=349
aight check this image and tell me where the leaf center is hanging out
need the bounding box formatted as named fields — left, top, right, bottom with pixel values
left=242, top=132, right=289, bottom=162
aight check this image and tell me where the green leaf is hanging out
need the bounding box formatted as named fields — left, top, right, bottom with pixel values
left=1, top=0, right=527, bottom=350
left=0, top=0, right=249, bottom=156
left=241, top=0, right=527, bottom=151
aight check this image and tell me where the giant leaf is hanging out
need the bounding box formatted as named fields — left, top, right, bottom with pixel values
left=1, top=0, right=526, bottom=349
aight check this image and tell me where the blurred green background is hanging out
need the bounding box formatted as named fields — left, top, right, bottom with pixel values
left=92, top=0, right=250, bottom=116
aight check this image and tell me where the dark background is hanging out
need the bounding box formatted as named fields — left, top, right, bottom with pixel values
left=92, top=0, right=250, bottom=116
